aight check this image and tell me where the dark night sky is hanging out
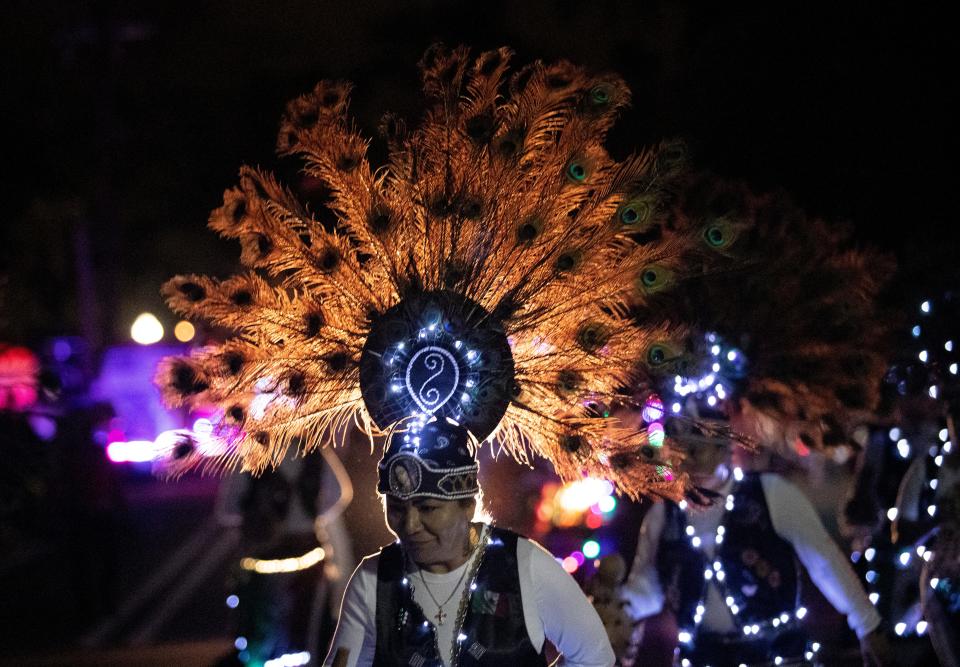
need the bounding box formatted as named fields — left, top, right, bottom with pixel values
left=1, top=0, right=954, bottom=344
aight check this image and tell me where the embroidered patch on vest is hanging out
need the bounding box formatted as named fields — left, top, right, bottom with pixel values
left=467, top=641, right=487, bottom=660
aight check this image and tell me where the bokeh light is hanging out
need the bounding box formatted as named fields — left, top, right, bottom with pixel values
left=174, top=320, right=196, bottom=342
left=131, top=313, right=164, bottom=345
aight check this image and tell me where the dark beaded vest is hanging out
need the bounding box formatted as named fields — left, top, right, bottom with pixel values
left=373, top=526, right=546, bottom=667
left=657, top=473, right=801, bottom=634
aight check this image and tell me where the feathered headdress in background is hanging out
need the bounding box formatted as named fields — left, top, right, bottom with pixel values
left=645, top=173, right=894, bottom=454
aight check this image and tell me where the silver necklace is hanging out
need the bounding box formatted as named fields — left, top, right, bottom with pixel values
left=416, top=529, right=480, bottom=625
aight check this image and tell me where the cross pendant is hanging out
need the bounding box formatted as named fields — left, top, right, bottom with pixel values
left=434, top=609, right=446, bottom=625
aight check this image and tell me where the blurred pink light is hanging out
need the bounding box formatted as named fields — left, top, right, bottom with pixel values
left=106, top=440, right=157, bottom=463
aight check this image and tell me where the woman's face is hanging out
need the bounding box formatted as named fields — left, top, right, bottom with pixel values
left=385, top=496, right=475, bottom=569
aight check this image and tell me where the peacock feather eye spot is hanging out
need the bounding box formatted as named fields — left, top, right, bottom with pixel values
left=641, top=445, right=656, bottom=460
left=337, top=154, right=360, bottom=171
left=557, top=369, right=582, bottom=393
left=460, top=199, right=483, bottom=219
left=298, top=232, right=312, bottom=247
left=556, top=254, right=576, bottom=271
left=228, top=405, right=245, bottom=423
left=324, top=351, right=350, bottom=372
left=321, top=91, right=340, bottom=108
left=589, top=85, right=610, bottom=105
left=642, top=269, right=659, bottom=286
left=577, top=322, right=610, bottom=352
left=231, top=199, right=247, bottom=223
left=561, top=434, right=583, bottom=453
left=705, top=226, right=725, bottom=246
left=566, top=161, right=587, bottom=183
left=610, top=453, right=632, bottom=470
left=510, top=382, right=523, bottom=398
left=466, top=113, right=495, bottom=141
left=517, top=222, right=539, bottom=243
left=224, top=352, right=244, bottom=375
left=254, top=431, right=270, bottom=447
left=320, top=248, right=341, bottom=272
left=499, top=139, right=518, bottom=156
left=231, top=290, right=253, bottom=307
left=621, top=206, right=639, bottom=224
left=171, top=363, right=208, bottom=396
left=305, top=312, right=324, bottom=336
left=172, top=438, right=195, bottom=460
left=286, top=372, right=306, bottom=397
left=178, top=282, right=206, bottom=302
left=648, top=346, right=666, bottom=365
left=298, top=109, right=319, bottom=128
left=479, top=52, right=502, bottom=76
left=256, top=234, right=273, bottom=257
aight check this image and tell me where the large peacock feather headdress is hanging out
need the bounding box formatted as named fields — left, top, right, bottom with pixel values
left=155, top=45, right=873, bottom=500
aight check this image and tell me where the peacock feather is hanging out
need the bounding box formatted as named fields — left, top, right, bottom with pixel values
left=155, top=46, right=877, bottom=499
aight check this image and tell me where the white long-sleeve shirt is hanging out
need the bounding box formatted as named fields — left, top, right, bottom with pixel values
left=324, top=527, right=614, bottom=666
left=622, top=473, right=881, bottom=639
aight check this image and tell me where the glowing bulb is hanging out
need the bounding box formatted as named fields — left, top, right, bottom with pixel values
left=707, top=395, right=717, bottom=407
left=912, top=325, right=921, bottom=337
left=869, top=592, right=879, bottom=604
left=712, top=362, right=721, bottom=372
left=711, top=345, right=721, bottom=356
left=916, top=620, right=928, bottom=635
left=174, top=320, right=196, bottom=342
left=897, top=439, right=910, bottom=458
left=940, top=428, right=949, bottom=442
left=582, top=540, right=601, bottom=559
left=131, top=312, right=164, bottom=345
left=921, top=300, right=931, bottom=314
left=951, top=363, right=958, bottom=375
left=562, top=556, right=579, bottom=573
left=894, top=622, right=906, bottom=636
left=866, top=570, right=877, bottom=583
left=226, top=594, right=239, bottom=608
left=703, top=568, right=712, bottom=580
left=733, top=467, right=744, bottom=482
left=928, top=504, right=937, bottom=517
left=235, top=637, right=248, bottom=651
left=919, top=350, right=929, bottom=362
left=672, top=402, right=682, bottom=413
left=887, top=507, right=898, bottom=521
left=686, top=525, right=695, bottom=536
left=691, top=536, right=702, bottom=548
left=865, top=547, right=876, bottom=561
left=678, top=631, right=692, bottom=644
left=929, top=385, right=939, bottom=399
left=889, top=427, right=901, bottom=441
left=946, top=340, right=955, bottom=352
left=931, top=577, right=940, bottom=589
left=795, top=607, right=807, bottom=620
left=898, top=551, right=911, bottom=566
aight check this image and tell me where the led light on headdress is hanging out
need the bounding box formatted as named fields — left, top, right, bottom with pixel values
left=359, top=291, right=513, bottom=441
